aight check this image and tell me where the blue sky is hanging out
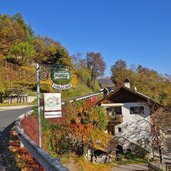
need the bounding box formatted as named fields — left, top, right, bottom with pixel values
left=1, top=0, right=171, bottom=76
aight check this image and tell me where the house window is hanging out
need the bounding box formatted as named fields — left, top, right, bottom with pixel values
left=118, top=127, right=122, bottom=132
left=107, top=107, right=122, bottom=116
left=115, top=107, right=122, bottom=114
left=130, top=106, right=144, bottom=114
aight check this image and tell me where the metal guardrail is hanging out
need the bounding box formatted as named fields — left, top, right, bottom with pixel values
left=15, top=111, right=69, bottom=171
left=15, top=92, right=102, bottom=170
left=62, top=91, right=102, bottom=104
left=75, top=92, right=102, bottom=101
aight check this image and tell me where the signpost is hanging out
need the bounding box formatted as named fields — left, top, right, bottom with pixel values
left=36, top=64, right=72, bottom=147
left=36, top=63, right=41, bottom=147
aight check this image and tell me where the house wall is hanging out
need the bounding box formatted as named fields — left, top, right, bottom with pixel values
left=115, top=102, right=152, bottom=152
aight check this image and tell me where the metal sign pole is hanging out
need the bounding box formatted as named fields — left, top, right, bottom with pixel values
left=36, top=63, right=42, bottom=147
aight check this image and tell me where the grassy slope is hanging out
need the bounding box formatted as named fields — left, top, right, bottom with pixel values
left=61, top=79, right=94, bottom=100
left=0, top=60, right=98, bottom=104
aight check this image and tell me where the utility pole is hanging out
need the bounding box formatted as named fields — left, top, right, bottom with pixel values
left=36, top=63, right=41, bottom=147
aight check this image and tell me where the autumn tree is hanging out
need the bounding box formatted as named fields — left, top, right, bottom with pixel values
left=111, top=59, right=171, bottom=108
left=128, top=107, right=168, bottom=163
left=34, top=36, right=72, bottom=68
left=0, top=13, right=72, bottom=67
left=45, top=100, right=111, bottom=158
left=134, top=66, right=171, bottom=107
left=111, top=59, right=129, bottom=87
left=150, top=107, right=170, bottom=164
left=73, top=53, right=91, bottom=86
left=7, top=42, right=36, bottom=65
left=86, top=52, right=106, bottom=89
left=0, top=13, right=33, bottom=57
left=69, top=104, right=111, bottom=159
left=0, top=13, right=77, bottom=95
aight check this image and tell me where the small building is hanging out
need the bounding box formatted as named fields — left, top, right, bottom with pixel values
left=98, top=77, right=115, bottom=97
left=98, top=77, right=114, bottom=90
left=97, top=78, right=162, bottom=155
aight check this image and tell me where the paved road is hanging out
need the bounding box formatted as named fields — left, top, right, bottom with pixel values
left=0, top=106, right=32, bottom=132
left=0, top=106, right=33, bottom=171
left=112, top=164, right=148, bottom=171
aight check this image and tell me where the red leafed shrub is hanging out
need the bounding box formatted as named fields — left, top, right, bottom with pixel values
left=91, top=96, right=97, bottom=105
left=9, top=129, right=45, bottom=171
left=46, top=115, right=66, bottom=125
left=84, top=96, right=97, bottom=109
left=21, top=116, right=38, bottom=144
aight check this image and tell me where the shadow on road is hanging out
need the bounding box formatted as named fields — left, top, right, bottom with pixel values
left=0, top=122, right=20, bottom=171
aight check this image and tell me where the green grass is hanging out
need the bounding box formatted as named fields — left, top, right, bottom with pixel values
left=116, top=153, right=147, bottom=165
left=116, top=159, right=147, bottom=165
left=61, top=79, right=94, bottom=100
left=30, top=98, right=37, bottom=105
left=61, top=154, right=117, bottom=171
left=26, top=90, right=37, bottom=96
left=60, top=152, right=148, bottom=171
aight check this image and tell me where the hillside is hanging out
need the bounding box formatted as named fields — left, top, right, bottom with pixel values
left=1, top=13, right=171, bottom=109
left=0, top=59, right=96, bottom=100
left=0, top=13, right=102, bottom=99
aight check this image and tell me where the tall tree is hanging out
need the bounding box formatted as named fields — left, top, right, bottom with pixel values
left=7, top=42, right=36, bottom=65
left=111, top=59, right=129, bottom=86
left=111, top=59, right=171, bottom=108
left=72, top=53, right=91, bottom=85
left=0, top=13, right=33, bottom=56
left=34, top=36, right=72, bottom=68
left=86, top=52, right=106, bottom=88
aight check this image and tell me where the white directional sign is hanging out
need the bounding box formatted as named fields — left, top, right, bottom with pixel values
left=44, top=93, right=62, bottom=118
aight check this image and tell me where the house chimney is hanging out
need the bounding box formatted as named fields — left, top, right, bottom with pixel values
left=123, top=78, right=130, bottom=89
left=134, top=87, right=137, bottom=91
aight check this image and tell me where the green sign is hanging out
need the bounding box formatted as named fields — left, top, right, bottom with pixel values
left=51, top=66, right=71, bottom=85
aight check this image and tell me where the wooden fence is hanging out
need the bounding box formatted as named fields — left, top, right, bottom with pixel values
left=0, top=94, right=28, bottom=104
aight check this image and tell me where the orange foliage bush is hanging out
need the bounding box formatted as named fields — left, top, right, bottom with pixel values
left=9, top=129, right=45, bottom=171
